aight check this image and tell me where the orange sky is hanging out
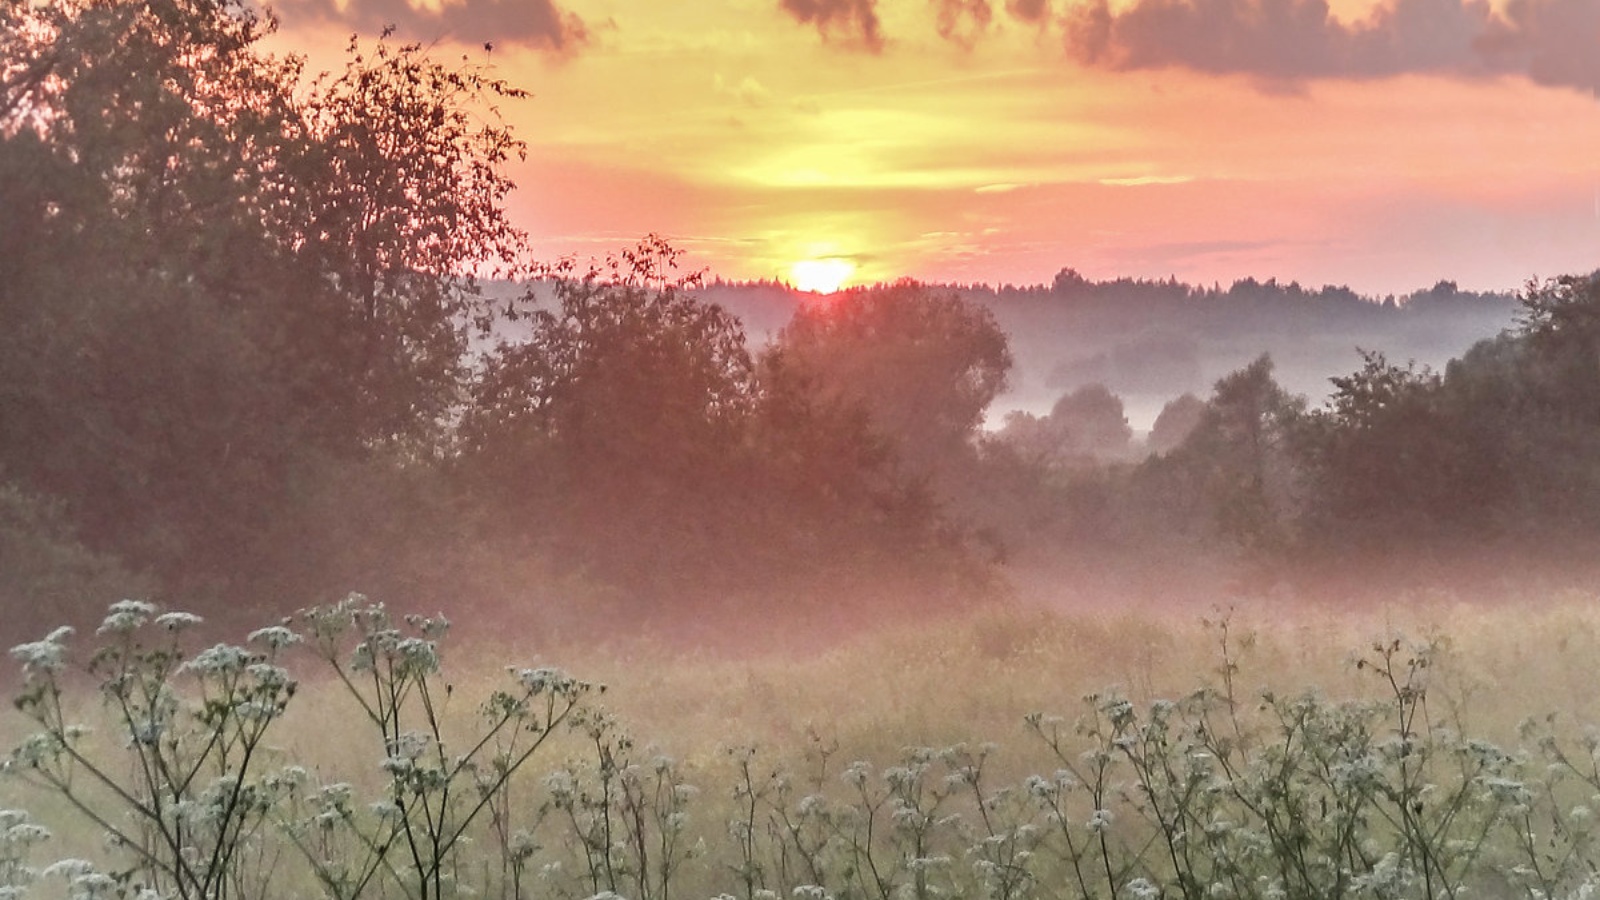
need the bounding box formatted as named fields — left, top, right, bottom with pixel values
left=272, top=0, right=1599, bottom=295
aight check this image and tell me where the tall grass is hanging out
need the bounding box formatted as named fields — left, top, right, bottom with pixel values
left=6, top=592, right=1600, bottom=899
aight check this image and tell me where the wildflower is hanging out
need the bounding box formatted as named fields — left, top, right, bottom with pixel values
left=1086, top=808, right=1114, bottom=833
left=10, top=732, right=65, bottom=767
left=1482, top=777, right=1532, bottom=806
left=154, top=612, right=203, bottom=631
left=97, top=600, right=156, bottom=635
left=41, top=860, right=96, bottom=879
left=67, top=871, right=117, bottom=900
left=884, top=765, right=918, bottom=790
left=247, top=625, right=300, bottom=651
left=380, top=755, right=416, bottom=777
left=1351, top=851, right=1413, bottom=897
left=842, top=761, right=872, bottom=788
left=246, top=662, right=293, bottom=688
left=513, top=667, right=578, bottom=694
left=544, top=770, right=577, bottom=800
left=405, top=614, right=451, bottom=639
left=1, top=814, right=49, bottom=847
left=126, top=718, right=165, bottom=747
left=393, top=637, right=440, bottom=675
left=1124, top=877, right=1160, bottom=900
left=236, top=700, right=282, bottom=722
left=509, top=829, right=538, bottom=858
left=183, top=644, right=253, bottom=676
left=314, top=783, right=353, bottom=810
left=9, top=639, right=67, bottom=678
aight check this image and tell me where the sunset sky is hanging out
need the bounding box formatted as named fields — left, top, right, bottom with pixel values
left=270, top=0, right=1600, bottom=295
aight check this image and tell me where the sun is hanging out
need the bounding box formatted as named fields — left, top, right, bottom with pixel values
left=790, top=257, right=856, bottom=294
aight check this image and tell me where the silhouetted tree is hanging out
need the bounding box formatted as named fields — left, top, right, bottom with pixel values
left=774, top=281, right=1012, bottom=488
left=1148, top=393, right=1205, bottom=455
left=0, top=0, right=533, bottom=616
left=994, top=384, right=1131, bottom=468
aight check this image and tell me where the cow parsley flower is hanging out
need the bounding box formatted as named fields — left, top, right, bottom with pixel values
left=97, top=600, right=156, bottom=635
left=1124, top=877, right=1159, bottom=900
left=1086, top=808, right=1114, bottom=833
left=247, top=626, right=300, bottom=651
left=10, top=639, right=67, bottom=677
left=184, top=644, right=252, bottom=676
left=154, top=612, right=203, bottom=632
left=41, top=859, right=96, bottom=879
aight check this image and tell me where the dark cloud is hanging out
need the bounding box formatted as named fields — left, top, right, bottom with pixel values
left=779, top=0, right=885, bottom=51
left=1006, top=0, right=1052, bottom=24
left=1479, top=0, right=1600, bottom=94
left=1061, top=0, right=1600, bottom=96
left=279, top=0, right=588, bottom=53
left=934, top=0, right=994, bottom=47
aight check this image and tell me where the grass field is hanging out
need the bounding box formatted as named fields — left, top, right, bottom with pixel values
left=6, top=591, right=1600, bottom=900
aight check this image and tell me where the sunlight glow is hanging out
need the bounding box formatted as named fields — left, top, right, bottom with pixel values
left=790, top=258, right=856, bottom=293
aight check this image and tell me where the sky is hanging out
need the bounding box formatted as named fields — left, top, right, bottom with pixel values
left=270, top=0, right=1600, bottom=295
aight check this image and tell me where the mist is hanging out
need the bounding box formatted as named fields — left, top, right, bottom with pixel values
left=8, top=3, right=1600, bottom=897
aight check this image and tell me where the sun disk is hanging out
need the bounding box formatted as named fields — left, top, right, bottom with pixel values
left=791, top=257, right=856, bottom=294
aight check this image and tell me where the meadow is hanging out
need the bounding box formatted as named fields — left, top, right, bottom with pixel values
left=7, top=592, right=1600, bottom=900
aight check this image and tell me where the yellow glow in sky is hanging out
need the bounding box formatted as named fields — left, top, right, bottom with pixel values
left=272, top=0, right=1600, bottom=295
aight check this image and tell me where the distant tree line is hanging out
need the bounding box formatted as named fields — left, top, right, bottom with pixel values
left=972, top=273, right=1600, bottom=599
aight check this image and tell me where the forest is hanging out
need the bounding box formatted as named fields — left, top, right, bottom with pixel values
left=11, top=3, right=1600, bottom=900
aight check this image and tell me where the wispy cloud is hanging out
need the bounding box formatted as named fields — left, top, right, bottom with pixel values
left=933, top=0, right=994, bottom=49
left=1006, top=0, right=1052, bottom=25
left=1098, top=174, right=1195, bottom=186
left=277, top=0, right=588, bottom=52
left=1062, top=0, right=1600, bottom=97
left=778, top=0, right=885, bottom=51
left=761, top=0, right=1596, bottom=98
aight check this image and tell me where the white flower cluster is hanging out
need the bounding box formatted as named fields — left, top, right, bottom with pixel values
left=841, top=761, right=872, bottom=789
left=1123, top=876, right=1160, bottom=900
left=512, top=667, right=579, bottom=695
left=7, top=732, right=65, bottom=769
left=41, top=859, right=123, bottom=900
left=1086, top=808, right=1114, bottom=833
left=247, top=625, right=300, bottom=651
left=10, top=627, right=74, bottom=677
left=404, top=613, right=451, bottom=639
left=0, top=810, right=50, bottom=850
left=380, top=731, right=433, bottom=776
left=154, top=612, right=203, bottom=632
left=183, top=643, right=253, bottom=677
left=1349, top=851, right=1414, bottom=899
left=352, top=632, right=439, bottom=676
left=97, top=599, right=157, bottom=635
